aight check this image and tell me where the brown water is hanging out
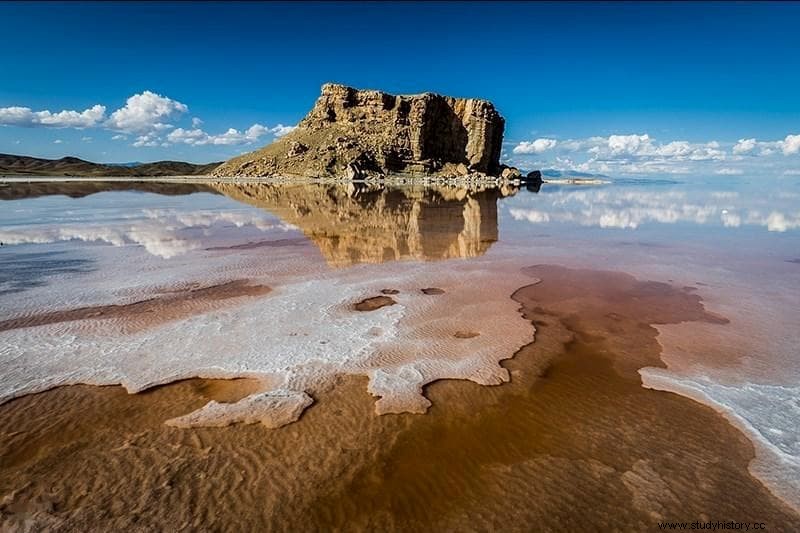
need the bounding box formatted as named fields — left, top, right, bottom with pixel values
left=2, top=265, right=797, bottom=531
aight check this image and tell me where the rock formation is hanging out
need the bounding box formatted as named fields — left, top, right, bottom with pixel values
left=212, top=84, right=510, bottom=179
left=212, top=182, right=517, bottom=266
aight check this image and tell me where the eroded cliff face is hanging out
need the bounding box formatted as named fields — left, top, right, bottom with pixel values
left=212, top=182, right=517, bottom=266
left=212, top=84, right=506, bottom=179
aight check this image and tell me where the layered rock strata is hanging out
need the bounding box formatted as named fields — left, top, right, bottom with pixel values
left=213, top=84, right=508, bottom=179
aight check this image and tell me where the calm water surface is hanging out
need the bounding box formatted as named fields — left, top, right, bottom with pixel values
left=1, top=176, right=799, bottom=529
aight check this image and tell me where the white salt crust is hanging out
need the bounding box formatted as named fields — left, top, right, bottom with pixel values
left=641, top=371, right=800, bottom=513
left=0, top=256, right=535, bottom=430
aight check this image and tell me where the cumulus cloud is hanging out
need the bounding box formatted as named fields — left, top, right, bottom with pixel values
left=507, top=132, right=800, bottom=177
left=733, top=138, right=757, bottom=154
left=0, top=104, right=106, bottom=128
left=603, top=135, right=725, bottom=161
left=53, top=139, right=63, bottom=144
left=133, top=133, right=161, bottom=148
left=167, top=123, right=283, bottom=146
left=106, top=91, right=188, bottom=133
left=269, top=124, right=296, bottom=137
left=607, top=134, right=651, bottom=155
left=513, top=138, right=558, bottom=154
left=514, top=133, right=725, bottom=165
left=782, top=134, right=800, bottom=156
left=727, top=135, right=800, bottom=158
left=1, top=91, right=299, bottom=151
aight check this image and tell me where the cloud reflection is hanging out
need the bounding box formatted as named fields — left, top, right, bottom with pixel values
left=508, top=189, right=800, bottom=232
left=0, top=210, right=296, bottom=258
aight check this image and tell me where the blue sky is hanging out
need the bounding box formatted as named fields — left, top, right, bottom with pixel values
left=1, top=1, right=799, bottom=177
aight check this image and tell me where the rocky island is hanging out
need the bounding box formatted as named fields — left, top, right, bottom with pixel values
left=213, top=84, right=533, bottom=181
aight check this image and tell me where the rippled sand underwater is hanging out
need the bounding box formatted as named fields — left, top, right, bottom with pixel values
left=0, top=177, right=799, bottom=531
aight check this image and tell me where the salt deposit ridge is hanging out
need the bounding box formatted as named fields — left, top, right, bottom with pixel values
left=0, top=259, right=535, bottom=425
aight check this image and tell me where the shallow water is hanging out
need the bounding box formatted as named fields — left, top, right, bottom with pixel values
left=0, top=177, right=798, bottom=530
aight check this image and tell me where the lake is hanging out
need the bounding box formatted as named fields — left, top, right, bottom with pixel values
left=1, top=177, right=798, bottom=530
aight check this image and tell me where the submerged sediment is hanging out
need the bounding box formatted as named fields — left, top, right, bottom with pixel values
left=2, top=265, right=797, bottom=531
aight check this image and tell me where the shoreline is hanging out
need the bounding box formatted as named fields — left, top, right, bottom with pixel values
left=0, top=174, right=601, bottom=188
left=641, top=369, right=800, bottom=513
left=1, top=264, right=798, bottom=529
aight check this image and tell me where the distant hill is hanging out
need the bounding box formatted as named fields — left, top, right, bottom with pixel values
left=0, top=154, right=221, bottom=177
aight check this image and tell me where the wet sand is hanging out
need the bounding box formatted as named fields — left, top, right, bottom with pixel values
left=1, top=265, right=798, bottom=531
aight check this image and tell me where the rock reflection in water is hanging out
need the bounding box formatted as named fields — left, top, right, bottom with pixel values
left=213, top=182, right=517, bottom=267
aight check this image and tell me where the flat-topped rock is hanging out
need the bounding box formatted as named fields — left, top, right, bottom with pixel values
left=213, top=83, right=507, bottom=179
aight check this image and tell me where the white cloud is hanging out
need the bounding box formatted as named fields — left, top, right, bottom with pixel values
left=1, top=92, right=298, bottom=152
left=270, top=124, right=296, bottom=138
left=164, top=128, right=205, bottom=145
left=505, top=132, right=800, bottom=177
left=0, top=104, right=106, bottom=128
left=81, top=136, right=92, bottom=142
left=53, top=139, right=63, bottom=144
left=602, top=135, right=725, bottom=161
left=733, top=138, right=757, bottom=154
left=513, top=138, right=558, bottom=154
left=728, top=136, right=799, bottom=158
left=106, top=91, right=188, bottom=133
left=133, top=133, right=161, bottom=148
left=781, top=134, right=800, bottom=156
left=512, top=134, right=727, bottom=177
left=608, top=134, right=651, bottom=155
left=245, top=124, right=270, bottom=139
left=167, top=123, right=272, bottom=146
